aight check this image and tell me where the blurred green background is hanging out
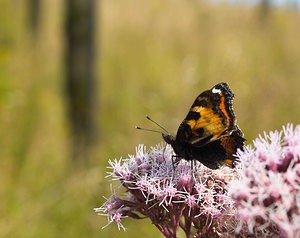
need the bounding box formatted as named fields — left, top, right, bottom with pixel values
left=0, top=0, right=299, bottom=237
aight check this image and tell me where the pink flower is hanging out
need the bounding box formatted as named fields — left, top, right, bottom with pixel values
left=229, top=124, right=300, bottom=238
left=95, top=144, right=237, bottom=237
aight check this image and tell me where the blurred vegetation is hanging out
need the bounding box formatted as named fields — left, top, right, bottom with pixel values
left=0, top=0, right=299, bottom=237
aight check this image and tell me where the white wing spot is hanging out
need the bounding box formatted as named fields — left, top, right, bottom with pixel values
left=212, top=87, right=221, bottom=94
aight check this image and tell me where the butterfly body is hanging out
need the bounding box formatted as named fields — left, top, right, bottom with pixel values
left=162, top=82, right=245, bottom=169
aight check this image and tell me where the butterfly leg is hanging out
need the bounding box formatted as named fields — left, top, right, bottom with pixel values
left=171, top=155, right=176, bottom=177
left=190, top=160, right=194, bottom=175
left=171, top=155, right=182, bottom=177
left=162, top=144, right=167, bottom=163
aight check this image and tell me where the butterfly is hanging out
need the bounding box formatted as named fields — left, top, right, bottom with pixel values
left=162, top=82, right=245, bottom=169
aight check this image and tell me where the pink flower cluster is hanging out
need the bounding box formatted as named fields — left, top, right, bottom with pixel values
left=95, top=124, right=300, bottom=238
left=95, top=144, right=237, bottom=237
left=230, top=124, right=300, bottom=238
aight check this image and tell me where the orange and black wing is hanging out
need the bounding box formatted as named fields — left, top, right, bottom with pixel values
left=176, top=82, right=237, bottom=146
left=163, top=82, right=245, bottom=169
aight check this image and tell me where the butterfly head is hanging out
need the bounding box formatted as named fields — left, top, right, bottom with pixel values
left=162, top=132, right=175, bottom=145
left=162, top=132, right=192, bottom=160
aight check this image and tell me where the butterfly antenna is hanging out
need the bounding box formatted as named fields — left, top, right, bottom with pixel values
left=146, top=115, right=169, bottom=133
left=135, top=126, right=162, bottom=134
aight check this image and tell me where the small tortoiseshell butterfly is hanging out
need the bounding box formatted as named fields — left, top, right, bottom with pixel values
left=162, top=82, right=245, bottom=169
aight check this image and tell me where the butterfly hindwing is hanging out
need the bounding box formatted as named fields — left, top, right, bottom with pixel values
left=188, top=128, right=245, bottom=169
